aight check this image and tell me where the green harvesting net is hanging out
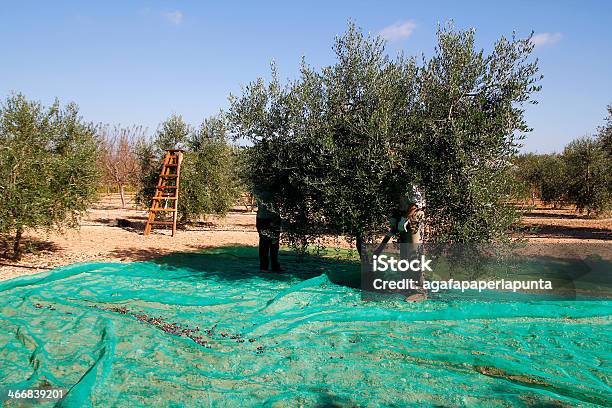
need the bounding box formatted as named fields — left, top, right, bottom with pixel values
left=0, top=247, right=610, bottom=407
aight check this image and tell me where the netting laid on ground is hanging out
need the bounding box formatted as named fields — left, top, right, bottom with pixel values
left=0, top=247, right=610, bottom=407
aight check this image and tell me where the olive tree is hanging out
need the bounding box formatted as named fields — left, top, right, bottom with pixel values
left=136, top=114, right=241, bottom=222
left=514, top=153, right=566, bottom=206
left=410, top=26, right=541, bottom=242
left=513, top=153, right=543, bottom=204
left=538, top=154, right=567, bottom=206
left=135, top=114, right=191, bottom=211
left=229, top=23, right=541, bottom=248
left=179, top=116, right=242, bottom=220
left=563, top=137, right=610, bottom=215
left=597, top=105, right=612, bottom=196
left=598, top=105, right=612, bottom=156
left=0, top=94, right=99, bottom=259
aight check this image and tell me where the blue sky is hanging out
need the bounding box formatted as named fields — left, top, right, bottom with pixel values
left=1, top=1, right=610, bottom=153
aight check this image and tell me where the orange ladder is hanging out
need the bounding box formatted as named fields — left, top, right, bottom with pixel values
left=144, top=149, right=184, bottom=236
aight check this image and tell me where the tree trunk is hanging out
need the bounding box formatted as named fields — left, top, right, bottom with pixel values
left=13, top=227, right=23, bottom=260
left=355, top=235, right=363, bottom=255
left=119, top=184, right=126, bottom=208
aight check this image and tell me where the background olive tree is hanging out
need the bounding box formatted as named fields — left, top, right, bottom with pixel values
left=229, top=23, right=541, bottom=249
left=538, top=154, right=567, bottom=207
left=513, top=153, right=566, bottom=207
left=513, top=105, right=612, bottom=215
left=598, top=105, right=612, bottom=156
left=512, top=153, right=542, bottom=205
left=563, top=137, right=610, bottom=215
left=135, top=114, right=191, bottom=211
left=597, top=105, right=612, bottom=198
left=180, top=116, right=243, bottom=219
left=0, top=94, right=99, bottom=259
left=136, top=114, right=241, bottom=223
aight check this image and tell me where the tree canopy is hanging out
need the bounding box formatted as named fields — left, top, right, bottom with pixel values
left=513, top=153, right=567, bottom=206
left=229, top=22, right=542, bottom=248
left=563, top=137, right=610, bottom=215
left=0, top=94, right=99, bottom=258
left=136, top=114, right=241, bottom=222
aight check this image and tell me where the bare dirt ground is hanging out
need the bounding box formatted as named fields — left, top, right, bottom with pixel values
left=1, top=195, right=610, bottom=281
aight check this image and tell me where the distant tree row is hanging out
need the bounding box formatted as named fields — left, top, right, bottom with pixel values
left=0, top=94, right=99, bottom=258
left=514, top=106, right=612, bottom=215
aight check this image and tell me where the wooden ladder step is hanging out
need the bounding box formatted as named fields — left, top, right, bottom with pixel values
left=148, top=208, right=177, bottom=212
left=152, top=196, right=178, bottom=200
left=149, top=221, right=175, bottom=225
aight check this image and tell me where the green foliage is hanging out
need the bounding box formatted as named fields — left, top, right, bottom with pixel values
left=180, top=117, right=242, bottom=220
left=598, top=105, right=612, bottom=157
left=538, top=155, right=567, bottom=205
left=514, top=153, right=566, bottom=206
left=512, top=153, right=540, bottom=201
left=136, top=114, right=241, bottom=222
left=0, top=94, right=99, bottom=258
left=135, top=114, right=191, bottom=210
left=563, top=137, right=610, bottom=214
left=154, top=114, right=190, bottom=151
left=597, top=105, right=612, bottom=195
left=514, top=107, right=612, bottom=214
left=229, top=22, right=541, bottom=246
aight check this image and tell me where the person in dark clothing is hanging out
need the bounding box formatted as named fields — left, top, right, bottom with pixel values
left=255, top=190, right=283, bottom=272
left=384, top=185, right=427, bottom=301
